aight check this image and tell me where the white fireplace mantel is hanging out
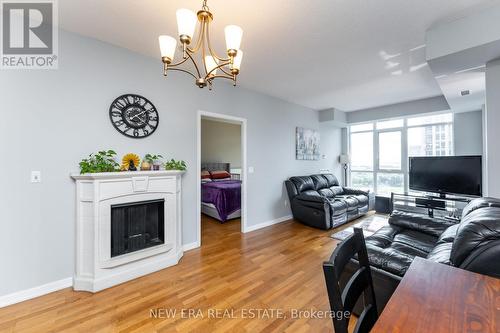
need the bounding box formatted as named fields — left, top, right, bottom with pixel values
left=71, top=170, right=185, bottom=292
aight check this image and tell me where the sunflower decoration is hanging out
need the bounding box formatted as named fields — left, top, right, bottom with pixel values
left=121, top=153, right=140, bottom=171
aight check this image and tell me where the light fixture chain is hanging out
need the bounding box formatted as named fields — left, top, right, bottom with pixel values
left=202, top=0, right=209, bottom=11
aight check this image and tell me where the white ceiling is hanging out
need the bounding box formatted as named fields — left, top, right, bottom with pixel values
left=59, top=0, right=499, bottom=111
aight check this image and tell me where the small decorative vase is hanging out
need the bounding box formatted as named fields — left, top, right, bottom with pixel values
left=141, top=161, right=151, bottom=171
left=128, top=160, right=137, bottom=171
left=153, top=164, right=160, bottom=171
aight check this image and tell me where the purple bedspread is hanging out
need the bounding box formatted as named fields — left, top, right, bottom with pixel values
left=201, top=180, right=241, bottom=221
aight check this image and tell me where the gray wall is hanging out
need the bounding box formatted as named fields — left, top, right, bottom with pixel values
left=346, top=96, right=450, bottom=124
left=201, top=119, right=242, bottom=168
left=0, top=30, right=342, bottom=296
left=485, top=58, right=500, bottom=197
left=319, top=123, right=343, bottom=179
left=454, top=110, right=483, bottom=156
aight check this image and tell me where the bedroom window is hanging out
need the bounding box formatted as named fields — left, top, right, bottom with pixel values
left=349, top=113, right=453, bottom=195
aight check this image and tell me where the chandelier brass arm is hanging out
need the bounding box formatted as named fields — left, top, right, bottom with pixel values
left=158, top=0, right=244, bottom=89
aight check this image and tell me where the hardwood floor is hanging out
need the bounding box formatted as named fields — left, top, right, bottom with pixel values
left=0, top=215, right=361, bottom=333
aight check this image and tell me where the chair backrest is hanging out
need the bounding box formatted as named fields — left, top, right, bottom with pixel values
left=323, top=228, right=378, bottom=333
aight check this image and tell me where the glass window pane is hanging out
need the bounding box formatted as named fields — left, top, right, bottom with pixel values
left=377, top=173, right=404, bottom=196
left=379, top=131, right=401, bottom=170
left=376, top=119, right=404, bottom=130
left=351, top=172, right=374, bottom=191
left=408, top=124, right=453, bottom=157
left=350, top=123, right=373, bottom=132
left=407, top=113, right=452, bottom=126
left=351, top=132, right=373, bottom=170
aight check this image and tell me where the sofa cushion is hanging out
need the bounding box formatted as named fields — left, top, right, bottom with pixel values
left=311, top=174, right=329, bottom=190
left=389, top=211, right=456, bottom=238
left=392, top=230, right=437, bottom=255
left=364, top=240, right=415, bottom=277
left=330, top=186, right=344, bottom=195
left=331, top=199, right=348, bottom=216
left=363, top=225, right=438, bottom=277
left=289, top=176, right=314, bottom=193
left=337, top=196, right=358, bottom=210
left=318, top=188, right=335, bottom=198
left=323, top=174, right=340, bottom=187
left=353, top=194, right=368, bottom=206
left=450, top=206, right=500, bottom=266
left=437, top=224, right=459, bottom=245
left=426, top=242, right=453, bottom=265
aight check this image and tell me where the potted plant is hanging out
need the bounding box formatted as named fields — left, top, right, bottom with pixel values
left=144, top=154, right=164, bottom=171
left=79, top=150, right=120, bottom=174
left=164, top=159, right=187, bottom=171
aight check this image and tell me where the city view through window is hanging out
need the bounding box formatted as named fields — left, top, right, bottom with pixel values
left=350, top=114, right=453, bottom=195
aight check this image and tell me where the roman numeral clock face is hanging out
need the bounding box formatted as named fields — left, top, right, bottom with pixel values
left=109, top=94, right=159, bottom=138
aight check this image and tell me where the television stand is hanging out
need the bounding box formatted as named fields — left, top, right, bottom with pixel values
left=390, top=192, right=473, bottom=218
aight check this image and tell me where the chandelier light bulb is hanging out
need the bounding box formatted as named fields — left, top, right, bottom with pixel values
left=224, top=25, right=243, bottom=52
left=176, top=8, right=197, bottom=40
left=159, top=35, right=177, bottom=62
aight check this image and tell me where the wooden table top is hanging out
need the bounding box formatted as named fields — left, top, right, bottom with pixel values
left=371, top=257, right=500, bottom=333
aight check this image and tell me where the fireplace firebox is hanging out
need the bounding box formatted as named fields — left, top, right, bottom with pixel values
left=111, top=199, right=165, bottom=257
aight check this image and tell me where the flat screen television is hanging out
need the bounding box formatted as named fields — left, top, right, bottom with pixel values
left=409, top=156, right=482, bottom=197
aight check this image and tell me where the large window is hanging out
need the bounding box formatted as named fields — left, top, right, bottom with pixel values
left=349, top=113, right=453, bottom=195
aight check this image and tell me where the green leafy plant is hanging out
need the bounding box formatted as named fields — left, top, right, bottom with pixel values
left=144, top=154, right=164, bottom=164
left=79, top=150, right=120, bottom=174
left=164, top=159, right=187, bottom=171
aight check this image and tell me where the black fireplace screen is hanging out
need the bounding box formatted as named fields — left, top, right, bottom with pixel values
left=111, top=199, right=165, bottom=257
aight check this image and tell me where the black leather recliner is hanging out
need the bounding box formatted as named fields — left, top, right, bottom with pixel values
left=344, top=197, right=500, bottom=314
left=285, top=174, right=375, bottom=230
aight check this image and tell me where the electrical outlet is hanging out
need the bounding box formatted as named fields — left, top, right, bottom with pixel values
left=248, top=166, right=255, bottom=174
left=31, top=171, right=41, bottom=183
left=284, top=200, right=288, bottom=207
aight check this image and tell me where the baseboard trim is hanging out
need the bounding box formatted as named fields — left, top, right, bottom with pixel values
left=0, top=277, right=73, bottom=308
left=182, top=241, right=200, bottom=252
left=243, top=215, right=293, bottom=233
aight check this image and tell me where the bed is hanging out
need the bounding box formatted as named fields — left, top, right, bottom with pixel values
left=201, top=163, right=241, bottom=222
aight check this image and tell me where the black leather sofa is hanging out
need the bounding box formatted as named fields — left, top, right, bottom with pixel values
left=344, top=197, right=500, bottom=314
left=285, top=174, right=375, bottom=230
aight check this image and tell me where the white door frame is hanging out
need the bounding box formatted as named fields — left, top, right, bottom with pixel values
left=196, top=110, right=248, bottom=247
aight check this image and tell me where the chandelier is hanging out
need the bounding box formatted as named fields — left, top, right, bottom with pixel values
left=158, top=0, right=243, bottom=89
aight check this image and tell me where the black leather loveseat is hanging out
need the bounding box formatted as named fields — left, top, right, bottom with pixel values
left=285, top=174, right=375, bottom=230
left=344, top=197, right=500, bottom=314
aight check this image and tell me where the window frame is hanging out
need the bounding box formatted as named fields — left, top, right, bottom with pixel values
left=348, top=113, right=454, bottom=196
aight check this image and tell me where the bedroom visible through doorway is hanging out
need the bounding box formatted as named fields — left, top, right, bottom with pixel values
left=197, top=112, right=247, bottom=245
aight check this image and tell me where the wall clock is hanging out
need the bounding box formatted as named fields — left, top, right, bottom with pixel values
left=109, top=94, right=159, bottom=138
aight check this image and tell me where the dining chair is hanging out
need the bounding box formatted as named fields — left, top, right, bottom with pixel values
left=323, top=228, right=378, bottom=333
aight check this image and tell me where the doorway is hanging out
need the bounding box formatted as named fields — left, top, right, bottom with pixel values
left=196, top=111, right=247, bottom=247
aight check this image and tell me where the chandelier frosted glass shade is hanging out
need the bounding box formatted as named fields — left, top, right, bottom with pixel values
left=176, top=9, right=197, bottom=39
left=224, top=25, right=243, bottom=51
left=158, top=35, right=177, bottom=62
left=158, top=0, right=244, bottom=89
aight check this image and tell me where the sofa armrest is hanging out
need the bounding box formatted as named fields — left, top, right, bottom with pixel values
left=342, top=187, right=370, bottom=196
left=389, top=211, right=456, bottom=237
left=291, top=194, right=332, bottom=229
